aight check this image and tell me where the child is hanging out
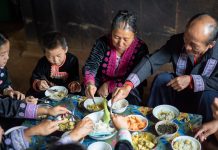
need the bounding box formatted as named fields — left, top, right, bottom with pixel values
left=27, top=31, right=81, bottom=98
left=0, top=33, right=30, bottom=101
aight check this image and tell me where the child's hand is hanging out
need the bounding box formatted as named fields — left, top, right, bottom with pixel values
left=24, top=96, right=38, bottom=104
left=48, top=105, right=71, bottom=116
left=6, top=89, right=25, bottom=100
left=111, top=114, right=128, bottom=130
left=37, top=80, right=50, bottom=91
left=24, top=120, right=65, bottom=141
left=69, top=117, right=94, bottom=141
left=194, top=120, right=218, bottom=142
left=69, top=81, right=81, bottom=93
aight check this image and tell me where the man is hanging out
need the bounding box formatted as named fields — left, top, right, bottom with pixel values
left=112, top=13, right=218, bottom=122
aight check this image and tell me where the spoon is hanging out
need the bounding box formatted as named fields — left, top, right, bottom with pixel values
left=91, top=96, right=96, bottom=105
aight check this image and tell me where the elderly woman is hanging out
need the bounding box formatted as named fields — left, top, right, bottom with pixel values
left=83, top=10, right=149, bottom=105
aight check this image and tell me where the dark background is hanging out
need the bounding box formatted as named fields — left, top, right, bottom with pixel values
left=0, top=0, right=217, bottom=96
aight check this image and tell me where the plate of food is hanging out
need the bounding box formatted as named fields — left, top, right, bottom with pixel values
left=56, top=113, right=80, bottom=131
left=127, top=115, right=148, bottom=131
left=85, top=111, right=117, bottom=140
left=152, top=105, right=180, bottom=121
left=84, top=97, right=104, bottom=112
left=132, top=132, right=157, bottom=150
left=45, top=86, right=68, bottom=101
left=171, top=136, right=201, bottom=150
left=108, top=99, right=128, bottom=114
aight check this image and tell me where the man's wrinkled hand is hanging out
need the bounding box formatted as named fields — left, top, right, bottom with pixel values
left=167, top=75, right=191, bottom=91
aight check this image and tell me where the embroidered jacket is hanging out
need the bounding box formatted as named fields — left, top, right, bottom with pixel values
left=83, top=35, right=149, bottom=93
left=127, top=33, right=218, bottom=92
left=30, top=52, right=79, bottom=92
left=0, top=97, right=38, bottom=149
left=0, top=67, right=11, bottom=94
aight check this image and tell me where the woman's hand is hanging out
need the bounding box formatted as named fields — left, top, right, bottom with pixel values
left=194, top=120, right=218, bottom=142
left=48, top=106, right=71, bottom=116
left=24, top=96, right=38, bottom=104
left=111, top=84, right=131, bottom=103
left=97, top=82, right=109, bottom=98
left=111, top=114, right=128, bottom=130
left=37, top=80, right=50, bottom=91
left=85, top=84, right=97, bottom=98
left=24, top=120, right=65, bottom=141
left=69, top=117, right=94, bottom=141
left=68, top=81, right=81, bottom=93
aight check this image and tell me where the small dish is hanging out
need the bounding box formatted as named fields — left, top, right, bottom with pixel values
left=108, top=99, right=128, bottom=114
left=87, top=141, right=112, bottom=150
left=83, top=97, right=104, bottom=112
left=127, top=115, right=148, bottom=131
left=45, top=86, right=68, bottom=101
left=155, top=120, right=178, bottom=137
left=152, top=105, right=180, bottom=121
left=171, top=136, right=201, bottom=150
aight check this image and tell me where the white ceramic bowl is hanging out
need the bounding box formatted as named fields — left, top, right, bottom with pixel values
left=171, top=136, right=201, bottom=150
left=84, top=97, right=104, bottom=112
left=45, top=86, right=68, bottom=101
left=108, top=99, right=128, bottom=114
left=5, top=126, right=27, bottom=135
left=61, top=131, right=84, bottom=143
left=87, top=142, right=112, bottom=150
left=127, top=115, right=148, bottom=131
left=152, top=105, right=180, bottom=121
left=85, top=111, right=117, bottom=140
left=155, top=120, right=179, bottom=137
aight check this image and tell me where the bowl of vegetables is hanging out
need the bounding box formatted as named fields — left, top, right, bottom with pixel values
left=155, top=120, right=179, bottom=137
left=84, top=97, right=104, bottom=112
left=56, top=113, right=80, bottom=131
left=132, top=132, right=157, bottom=150
left=152, top=105, right=180, bottom=121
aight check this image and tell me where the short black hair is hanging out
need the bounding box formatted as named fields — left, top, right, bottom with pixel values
left=41, top=31, right=67, bottom=52
left=111, top=10, right=137, bottom=33
left=186, top=13, right=218, bottom=43
left=0, top=33, right=8, bottom=47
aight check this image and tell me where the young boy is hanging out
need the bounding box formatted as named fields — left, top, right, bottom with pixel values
left=0, top=33, right=32, bottom=101
left=27, top=31, right=81, bottom=98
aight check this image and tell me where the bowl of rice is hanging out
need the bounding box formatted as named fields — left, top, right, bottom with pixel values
left=108, top=99, right=128, bottom=114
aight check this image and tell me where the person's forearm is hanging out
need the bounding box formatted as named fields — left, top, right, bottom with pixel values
left=36, top=107, right=49, bottom=116
left=23, top=127, right=37, bottom=142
